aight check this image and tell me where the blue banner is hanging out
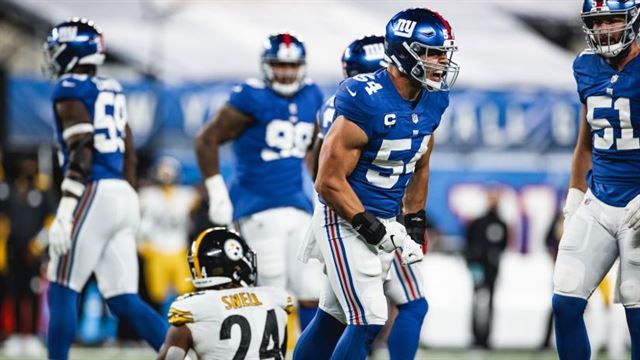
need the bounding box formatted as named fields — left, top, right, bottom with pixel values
left=7, top=77, right=578, bottom=252
left=7, top=77, right=582, bottom=151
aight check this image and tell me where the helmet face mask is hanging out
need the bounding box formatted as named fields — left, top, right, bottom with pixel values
left=188, top=228, right=258, bottom=289
left=581, top=0, right=640, bottom=58
left=385, top=8, right=460, bottom=92
left=261, top=33, right=307, bottom=96
left=262, top=60, right=306, bottom=96
left=404, top=41, right=459, bottom=91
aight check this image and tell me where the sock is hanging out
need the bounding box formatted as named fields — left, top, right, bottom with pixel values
left=47, top=283, right=80, bottom=360
left=552, top=294, right=589, bottom=360
left=388, top=298, right=429, bottom=360
left=330, top=324, right=383, bottom=360
left=298, top=305, right=318, bottom=331
left=626, top=307, right=640, bottom=360
left=106, top=294, right=168, bottom=351
left=293, top=309, right=345, bottom=360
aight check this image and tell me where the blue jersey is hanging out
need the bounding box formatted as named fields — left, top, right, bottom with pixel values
left=316, top=95, right=336, bottom=140
left=52, top=74, right=127, bottom=181
left=573, top=50, right=640, bottom=207
left=332, top=69, right=449, bottom=218
left=227, top=79, right=323, bottom=220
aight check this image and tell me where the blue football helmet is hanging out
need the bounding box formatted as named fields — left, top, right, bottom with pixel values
left=44, top=18, right=105, bottom=78
left=581, top=0, right=640, bottom=58
left=261, top=32, right=306, bottom=96
left=385, top=8, right=459, bottom=91
left=341, top=35, right=387, bottom=78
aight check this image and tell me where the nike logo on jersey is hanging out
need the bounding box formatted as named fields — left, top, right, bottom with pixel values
left=61, top=80, right=76, bottom=88
left=346, top=86, right=357, bottom=97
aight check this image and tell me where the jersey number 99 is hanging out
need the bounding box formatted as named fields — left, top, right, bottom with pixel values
left=262, top=120, right=314, bottom=161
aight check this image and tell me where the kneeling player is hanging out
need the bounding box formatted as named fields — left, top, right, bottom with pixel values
left=157, top=228, right=292, bottom=360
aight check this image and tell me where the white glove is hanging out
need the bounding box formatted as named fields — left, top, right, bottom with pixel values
left=377, top=221, right=410, bottom=253
left=562, top=188, right=585, bottom=230
left=205, top=174, right=233, bottom=226
left=49, top=197, right=77, bottom=257
left=623, top=194, right=640, bottom=230
left=401, top=238, right=424, bottom=265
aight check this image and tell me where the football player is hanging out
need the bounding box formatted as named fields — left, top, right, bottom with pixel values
left=43, top=18, right=167, bottom=359
left=306, top=35, right=429, bottom=360
left=157, top=227, right=292, bottom=360
left=553, top=1, right=640, bottom=359
left=293, top=8, right=458, bottom=360
left=138, top=156, right=198, bottom=308
left=195, top=32, right=324, bottom=330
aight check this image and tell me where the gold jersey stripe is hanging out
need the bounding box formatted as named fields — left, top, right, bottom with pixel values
left=169, top=315, right=194, bottom=326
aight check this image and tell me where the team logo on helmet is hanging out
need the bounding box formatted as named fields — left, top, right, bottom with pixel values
left=224, top=239, right=243, bottom=261
left=393, top=19, right=417, bottom=38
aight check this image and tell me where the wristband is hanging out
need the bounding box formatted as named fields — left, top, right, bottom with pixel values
left=404, top=210, right=426, bottom=245
left=205, top=174, right=228, bottom=197
left=351, top=210, right=386, bottom=246
left=57, top=196, right=79, bottom=221
left=61, top=177, right=86, bottom=198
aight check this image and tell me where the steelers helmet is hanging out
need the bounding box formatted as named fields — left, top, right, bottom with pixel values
left=188, top=227, right=257, bottom=289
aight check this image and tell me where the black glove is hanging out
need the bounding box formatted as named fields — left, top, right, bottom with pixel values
left=351, top=210, right=386, bottom=246
left=404, top=210, right=426, bottom=245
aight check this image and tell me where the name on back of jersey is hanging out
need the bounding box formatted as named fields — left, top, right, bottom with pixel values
left=222, top=291, right=264, bottom=310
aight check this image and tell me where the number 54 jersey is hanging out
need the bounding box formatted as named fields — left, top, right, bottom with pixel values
left=332, top=69, right=449, bottom=218
left=52, top=74, right=128, bottom=181
left=168, top=286, right=292, bottom=360
left=227, top=79, right=323, bottom=220
left=574, top=51, right=640, bottom=207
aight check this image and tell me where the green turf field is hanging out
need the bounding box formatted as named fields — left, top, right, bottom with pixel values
left=0, top=347, right=628, bottom=360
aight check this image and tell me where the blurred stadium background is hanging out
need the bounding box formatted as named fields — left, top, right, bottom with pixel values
left=0, top=0, right=631, bottom=359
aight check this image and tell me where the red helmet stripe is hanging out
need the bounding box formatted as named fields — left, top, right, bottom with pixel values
left=595, top=0, right=604, bottom=8
left=431, top=9, right=454, bottom=39
left=282, top=33, right=292, bottom=46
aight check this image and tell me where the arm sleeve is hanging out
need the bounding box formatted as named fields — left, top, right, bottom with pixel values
left=168, top=300, right=195, bottom=326
left=334, top=80, right=375, bottom=139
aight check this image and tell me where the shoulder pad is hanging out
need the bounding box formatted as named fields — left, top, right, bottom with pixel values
left=175, top=291, right=206, bottom=302
left=92, top=77, right=123, bottom=92
left=245, top=78, right=266, bottom=89
left=60, top=74, right=90, bottom=82
left=257, top=286, right=295, bottom=314
left=57, top=74, right=88, bottom=89
left=578, top=48, right=595, bottom=57
left=168, top=306, right=194, bottom=326
left=303, top=78, right=315, bottom=86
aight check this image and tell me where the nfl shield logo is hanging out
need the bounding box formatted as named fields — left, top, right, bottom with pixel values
left=411, top=113, right=418, bottom=124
